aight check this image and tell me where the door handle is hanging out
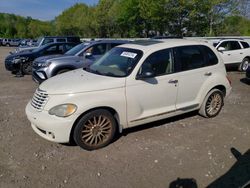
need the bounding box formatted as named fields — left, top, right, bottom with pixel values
left=205, top=72, right=212, bottom=76
left=240, top=53, right=243, bottom=55
left=168, top=79, right=178, bottom=84
left=227, top=54, right=231, bottom=56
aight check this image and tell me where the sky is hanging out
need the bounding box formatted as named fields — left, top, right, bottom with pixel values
left=0, top=0, right=99, bottom=21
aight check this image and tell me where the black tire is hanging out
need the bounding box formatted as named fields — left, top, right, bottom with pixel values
left=56, top=69, right=72, bottom=75
left=22, top=61, right=32, bottom=75
left=73, top=109, right=117, bottom=150
left=199, top=89, right=224, bottom=118
left=239, top=58, right=250, bottom=72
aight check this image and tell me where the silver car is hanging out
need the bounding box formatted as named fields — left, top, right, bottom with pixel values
left=32, top=40, right=129, bottom=83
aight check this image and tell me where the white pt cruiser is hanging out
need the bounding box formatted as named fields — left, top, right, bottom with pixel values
left=26, top=39, right=232, bottom=150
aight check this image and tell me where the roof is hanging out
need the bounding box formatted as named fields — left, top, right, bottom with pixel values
left=119, top=39, right=209, bottom=53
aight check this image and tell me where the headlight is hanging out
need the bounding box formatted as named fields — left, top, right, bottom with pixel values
left=38, top=61, right=51, bottom=67
left=12, top=57, right=28, bottom=64
left=49, top=104, right=77, bottom=117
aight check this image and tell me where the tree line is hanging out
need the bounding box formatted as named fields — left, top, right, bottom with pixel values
left=0, top=0, right=250, bottom=39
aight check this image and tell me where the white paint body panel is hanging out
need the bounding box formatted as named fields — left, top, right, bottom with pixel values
left=26, top=39, right=232, bottom=143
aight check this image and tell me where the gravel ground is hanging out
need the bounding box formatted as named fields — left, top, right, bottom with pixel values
left=0, top=47, right=249, bottom=188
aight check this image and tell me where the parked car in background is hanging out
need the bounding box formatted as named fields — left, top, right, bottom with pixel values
left=213, top=39, right=250, bottom=71
left=32, top=40, right=129, bottom=83
left=26, top=39, right=231, bottom=150
left=15, top=36, right=80, bottom=53
left=2, top=38, right=21, bottom=47
left=246, top=67, right=250, bottom=81
left=5, top=42, right=78, bottom=75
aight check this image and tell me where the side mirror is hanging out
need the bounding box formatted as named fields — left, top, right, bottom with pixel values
left=218, top=47, right=226, bottom=52
left=136, top=70, right=155, bottom=80
left=85, top=52, right=92, bottom=58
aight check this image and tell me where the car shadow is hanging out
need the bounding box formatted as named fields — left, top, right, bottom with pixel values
left=240, top=78, right=250, bottom=85
left=168, top=147, right=250, bottom=188
left=120, top=110, right=198, bottom=137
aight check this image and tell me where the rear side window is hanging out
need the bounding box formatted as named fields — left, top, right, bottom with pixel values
left=56, top=38, right=66, bottom=42
left=240, top=41, right=250, bottom=48
left=67, top=37, right=80, bottom=43
left=139, top=49, right=173, bottom=76
left=175, top=45, right=206, bottom=71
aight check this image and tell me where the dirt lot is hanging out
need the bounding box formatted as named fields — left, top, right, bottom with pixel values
left=0, top=47, right=249, bottom=188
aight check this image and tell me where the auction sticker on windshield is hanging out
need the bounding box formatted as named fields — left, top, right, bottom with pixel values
left=121, top=52, right=137, bottom=58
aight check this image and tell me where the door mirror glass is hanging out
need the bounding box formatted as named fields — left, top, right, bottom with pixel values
left=218, top=47, right=226, bottom=52
left=136, top=70, right=155, bottom=80
left=85, top=52, right=92, bottom=58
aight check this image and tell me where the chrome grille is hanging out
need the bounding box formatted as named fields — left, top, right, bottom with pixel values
left=31, top=89, right=48, bottom=111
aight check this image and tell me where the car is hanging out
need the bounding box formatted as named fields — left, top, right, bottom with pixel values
left=5, top=42, right=77, bottom=75
left=32, top=40, right=130, bottom=83
left=246, top=67, right=250, bottom=80
left=26, top=39, right=232, bottom=150
left=2, top=38, right=21, bottom=47
left=213, top=39, right=250, bottom=71
left=15, top=36, right=80, bottom=53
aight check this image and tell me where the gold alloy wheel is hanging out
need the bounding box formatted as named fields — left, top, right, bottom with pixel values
left=205, top=92, right=222, bottom=116
left=81, top=115, right=112, bottom=146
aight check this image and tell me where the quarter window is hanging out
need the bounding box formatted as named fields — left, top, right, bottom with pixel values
left=201, top=46, right=218, bottom=66
left=139, top=49, right=173, bottom=76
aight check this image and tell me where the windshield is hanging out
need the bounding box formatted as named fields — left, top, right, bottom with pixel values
left=36, top=37, right=43, bottom=46
left=65, top=42, right=89, bottom=56
left=86, top=47, right=143, bottom=77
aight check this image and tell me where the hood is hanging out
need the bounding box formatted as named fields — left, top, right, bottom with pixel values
left=39, top=69, right=126, bottom=95
left=35, top=54, right=66, bottom=63
left=6, top=50, right=33, bottom=60
left=19, top=46, right=38, bottom=51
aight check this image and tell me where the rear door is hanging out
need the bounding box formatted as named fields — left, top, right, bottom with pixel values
left=174, top=45, right=219, bottom=111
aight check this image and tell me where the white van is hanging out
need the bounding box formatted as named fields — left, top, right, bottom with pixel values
left=26, top=39, right=232, bottom=150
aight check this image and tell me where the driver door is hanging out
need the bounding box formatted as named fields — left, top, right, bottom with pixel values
left=126, top=48, right=178, bottom=127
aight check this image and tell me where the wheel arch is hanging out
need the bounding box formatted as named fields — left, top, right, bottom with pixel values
left=52, top=65, right=76, bottom=76
left=69, top=106, right=122, bottom=143
left=209, top=85, right=226, bottom=97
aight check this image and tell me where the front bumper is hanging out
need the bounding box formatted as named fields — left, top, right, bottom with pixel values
left=25, top=101, right=76, bottom=143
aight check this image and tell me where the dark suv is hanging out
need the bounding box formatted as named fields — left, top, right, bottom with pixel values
left=16, top=36, right=80, bottom=53
left=5, top=42, right=78, bottom=75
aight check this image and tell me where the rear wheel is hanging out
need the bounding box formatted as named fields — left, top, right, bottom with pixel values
left=239, top=58, right=250, bottom=72
left=22, top=61, right=32, bottom=75
left=73, top=109, right=117, bottom=150
left=199, top=89, right=224, bottom=118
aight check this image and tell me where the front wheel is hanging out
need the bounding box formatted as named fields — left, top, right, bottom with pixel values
left=199, top=89, right=224, bottom=118
left=22, top=61, right=32, bottom=75
left=239, top=58, right=250, bottom=72
left=73, top=109, right=117, bottom=150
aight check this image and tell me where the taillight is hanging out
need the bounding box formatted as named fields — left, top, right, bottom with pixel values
left=226, top=75, right=232, bottom=86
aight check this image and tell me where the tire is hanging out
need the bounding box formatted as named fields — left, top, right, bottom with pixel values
left=199, top=89, right=224, bottom=118
left=6, top=43, right=10, bottom=47
left=56, top=69, right=72, bottom=75
left=73, top=109, right=117, bottom=150
left=239, top=58, right=250, bottom=72
left=22, top=61, right=32, bottom=75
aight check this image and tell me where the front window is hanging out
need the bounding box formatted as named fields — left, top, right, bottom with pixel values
left=86, top=47, right=143, bottom=77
